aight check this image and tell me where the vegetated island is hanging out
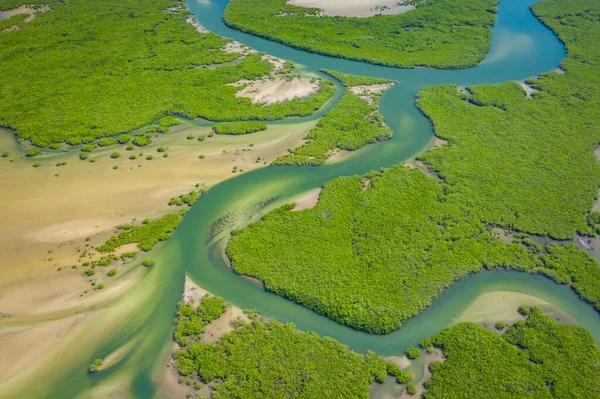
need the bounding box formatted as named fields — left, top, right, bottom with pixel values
left=419, top=306, right=600, bottom=398
left=273, top=70, right=396, bottom=166
left=170, top=282, right=411, bottom=398
left=212, top=121, right=268, bottom=135
left=228, top=0, right=600, bottom=334
left=0, top=0, right=334, bottom=147
left=223, top=0, right=499, bottom=69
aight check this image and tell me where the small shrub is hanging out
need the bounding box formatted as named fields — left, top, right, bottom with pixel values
left=126, top=144, right=134, bottom=151
left=495, top=322, right=506, bottom=331
left=107, top=269, right=117, bottom=276
left=1, top=152, right=8, bottom=157
left=186, top=134, right=194, bottom=140
left=111, top=151, right=120, bottom=159
left=405, top=347, right=420, bottom=359
left=198, top=135, right=206, bottom=141
left=406, top=383, right=417, bottom=395
left=117, top=134, right=132, bottom=144
left=113, top=165, right=119, bottom=169
left=26, top=148, right=41, bottom=157
left=79, top=152, right=89, bottom=160
left=129, top=154, right=137, bottom=159
left=157, top=146, right=166, bottom=153
left=81, top=144, right=95, bottom=152
left=97, top=283, right=105, bottom=289
left=85, top=268, right=95, bottom=276
left=146, top=155, right=153, bottom=160
left=88, top=359, right=103, bottom=374
left=142, top=259, right=153, bottom=267
left=49, top=143, right=60, bottom=149
left=98, top=138, right=117, bottom=147
left=32, top=162, right=40, bottom=167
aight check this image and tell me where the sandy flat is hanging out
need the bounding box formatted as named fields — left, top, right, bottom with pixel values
left=292, top=188, right=321, bottom=211
left=235, top=78, right=320, bottom=105
left=288, top=0, right=416, bottom=17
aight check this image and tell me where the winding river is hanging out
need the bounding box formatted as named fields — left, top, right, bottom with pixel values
left=25, top=0, right=600, bottom=397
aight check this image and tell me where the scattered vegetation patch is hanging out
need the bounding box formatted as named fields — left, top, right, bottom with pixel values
left=212, top=121, right=268, bottom=135
left=169, top=189, right=207, bottom=207
left=98, top=210, right=187, bottom=252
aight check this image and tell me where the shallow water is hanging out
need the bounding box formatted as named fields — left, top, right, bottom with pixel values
left=18, top=0, right=600, bottom=397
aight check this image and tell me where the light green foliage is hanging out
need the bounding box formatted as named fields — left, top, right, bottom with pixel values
left=81, top=145, right=95, bottom=153
left=142, top=259, right=153, bottom=267
left=212, top=121, right=267, bottom=135
left=495, top=322, right=506, bottom=330
left=229, top=167, right=540, bottom=333
left=228, top=0, right=600, bottom=333
left=321, top=70, right=396, bottom=87
left=405, top=347, right=420, bottom=359
left=110, top=151, right=120, bottom=159
left=79, top=152, right=88, bottom=160
left=97, top=210, right=187, bottom=252
left=32, top=162, right=40, bottom=167
left=0, top=0, right=334, bottom=146
left=173, top=316, right=390, bottom=398
left=117, top=134, right=132, bottom=144
left=98, top=138, right=117, bottom=147
left=0, top=13, right=27, bottom=31
left=423, top=307, right=600, bottom=398
left=88, top=359, right=103, bottom=374
left=416, top=0, right=600, bottom=238
left=25, top=148, right=41, bottom=157
left=224, top=0, right=498, bottom=68
left=107, top=269, right=117, bottom=277
left=406, top=383, right=417, bottom=395
left=173, top=296, right=226, bottom=348
left=274, top=85, right=392, bottom=166
left=1, top=152, right=8, bottom=157
left=169, top=189, right=207, bottom=207
left=85, top=269, right=95, bottom=276
left=133, top=135, right=152, bottom=147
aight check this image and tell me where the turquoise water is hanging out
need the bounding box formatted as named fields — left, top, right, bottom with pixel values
left=21, top=0, right=599, bottom=397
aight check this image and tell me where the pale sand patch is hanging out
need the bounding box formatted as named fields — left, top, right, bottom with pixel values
left=349, top=83, right=395, bottom=95
left=433, top=137, right=447, bottom=148
left=384, top=356, right=410, bottom=370
left=291, top=188, right=322, bottom=211
left=182, top=275, right=209, bottom=307
left=326, top=148, right=354, bottom=164
left=235, top=78, right=320, bottom=105
left=456, top=291, right=572, bottom=327
left=201, top=306, right=249, bottom=344
left=98, top=341, right=136, bottom=371
left=0, top=314, right=86, bottom=385
left=288, top=0, right=416, bottom=18
left=185, top=15, right=208, bottom=34
left=262, top=54, right=285, bottom=71
left=224, top=41, right=251, bottom=55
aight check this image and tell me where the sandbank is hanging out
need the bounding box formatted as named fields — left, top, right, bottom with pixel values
left=287, top=0, right=417, bottom=18
left=235, top=77, right=320, bottom=105
left=292, top=188, right=322, bottom=211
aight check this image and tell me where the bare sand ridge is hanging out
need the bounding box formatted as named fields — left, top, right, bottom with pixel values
left=292, top=188, right=322, bottom=211
left=287, top=0, right=417, bottom=18
left=235, top=77, right=320, bottom=105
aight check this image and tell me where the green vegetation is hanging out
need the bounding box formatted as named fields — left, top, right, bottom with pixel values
left=274, top=73, right=394, bottom=165
left=173, top=296, right=226, bottom=347
left=422, top=307, right=600, bottom=398
left=0, top=13, right=27, bottom=31
left=110, top=152, right=120, bottom=159
left=133, top=135, right=152, bottom=147
left=32, top=162, right=40, bottom=168
left=88, top=359, right=103, bottom=374
left=212, top=121, right=268, bottom=135
left=406, top=383, right=417, bottom=395
left=321, top=70, right=397, bottom=87
left=228, top=0, right=600, bottom=333
left=495, top=322, right=506, bottom=330
left=25, top=148, right=40, bottom=157
left=98, top=138, right=117, bottom=147
left=224, top=0, right=498, bottom=69
left=169, top=189, right=207, bottom=207
left=98, top=210, right=187, bottom=252
left=1, top=152, right=8, bottom=157
left=173, top=296, right=401, bottom=398
left=117, top=134, right=132, bottom=144
left=142, top=259, right=154, bottom=267
left=0, top=0, right=334, bottom=147
left=405, top=347, right=420, bottom=359
left=107, top=269, right=117, bottom=277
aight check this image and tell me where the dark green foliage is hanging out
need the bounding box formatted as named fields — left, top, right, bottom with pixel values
left=274, top=87, right=392, bottom=166
left=0, top=0, right=334, bottom=146
left=495, top=322, right=506, bottom=330
left=419, top=338, right=433, bottom=349
left=25, top=148, right=41, bottom=157
left=228, top=0, right=600, bottom=333
left=79, top=152, right=88, bottom=160
left=85, top=269, right=95, bottom=276
left=405, top=347, right=420, bottom=359
left=321, top=70, right=396, bottom=87
left=224, top=0, right=498, bottom=69
left=173, top=296, right=226, bottom=347
left=423, top=307, right=600, bottom=398
left=98, top=210, right=187, bottom=252
left=1, top=152, right=8, bottom=157
left=212, top=121, right=267, bottom=135
left=174, top=317, right=390, bottom=398
left=406, top=383, right=417, bottom=395
left=107, top=269, right=117, bottom=277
